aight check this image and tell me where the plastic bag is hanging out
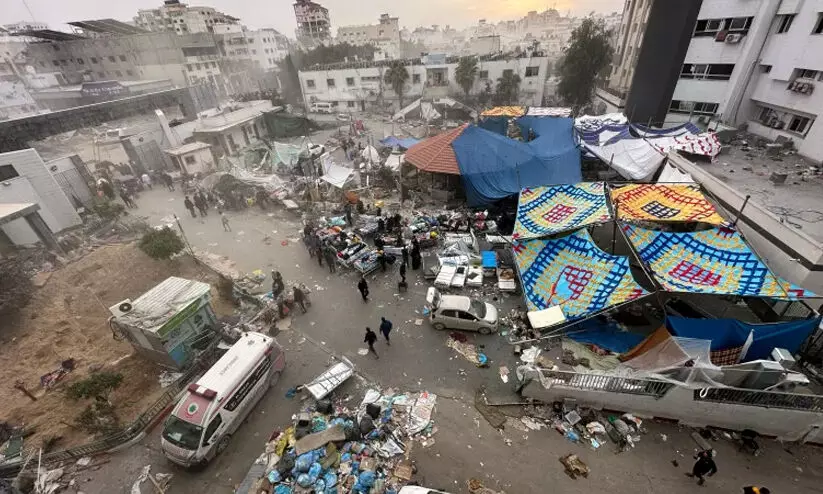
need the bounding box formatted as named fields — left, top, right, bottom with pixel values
left=297, top=473, right=313, bottom=488
left=308, top=462, right=323, bottom=480
left=267, top=470, right=282, bottom=483
left=353, top=471, right=375, bottom=492
left=323, top=472, right=338, bottom=487
left=314, top=479, right=326, bottom=493
left=274, top=486, right=292, bottom=494
left=295, top=453, right=313, bottom=473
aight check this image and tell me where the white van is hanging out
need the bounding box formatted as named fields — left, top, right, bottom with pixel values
left=161, top=332, right=285, bottom=467
left=310, top=101, right=334, bottom=114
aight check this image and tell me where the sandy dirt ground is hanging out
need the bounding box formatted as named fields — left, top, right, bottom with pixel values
left=0, top=243, right=234, bottom=450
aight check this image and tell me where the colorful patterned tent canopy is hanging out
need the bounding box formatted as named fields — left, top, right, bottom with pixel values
left=526, top=107, right=572, bottom=117
left=513, top=229, right=649, bottom=320
left=513, top=182, right=611, bottom=240
left=611, top=184, right=726, bottom=224
left=622, top=224, right=815, bottom=299
left=481, top=106, right=526, bottom=117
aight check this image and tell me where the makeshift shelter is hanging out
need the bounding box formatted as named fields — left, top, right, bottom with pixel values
left=263, top=110, right=314, bottom=138
left=566, top=321, right=645, bottom=353
left=632, top=122, right=700, bottom=138
left=383, top=153, right=404, bottom=172
left=453, top=119, right=581, bottom=206
left=611, top=184, right=726, bottom=225
left=667, top=316, right=821, bottom=362
left=512, top=229, right=648, bottom=320
left=526, top=107, right=573, bottom=117
left=481, top=106, right=526, bottom=117
left=379, top=136, right=420, bottom=150
left=404, top=124, right=466, bottom=175
left=361, top=145, right=380, bottom=164
left=657, top=162, right=694, bottom=183
left=584, top=138, right=666, bottom=180
left=319, top=160, right=354, bottom=189
left=623, top=224, right=815, bottom=299
left=513, top=182, right=611, bottom=240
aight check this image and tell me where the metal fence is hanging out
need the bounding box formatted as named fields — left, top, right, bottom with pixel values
left=538, top=369, right=675, bottom=398
left=693, top=387, right=823, bottom=412
left=0, top=362, right=204, bottom=478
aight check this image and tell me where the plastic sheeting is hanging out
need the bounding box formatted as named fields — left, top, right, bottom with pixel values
left=320, top=159, right=354, bottom=188
left=513, top=182, right=611, bottom=240
left=566, top=323, right=645, bottom=353
left=623, top=224, right=816, bottom=299
left=526, top=107, right=573, bottom=117
left=632, top=122, right=700, bottom=138
left=481, top=106, right=526, bottom=117
left=383, top=153, right=404, bottom=172
left=584, top=138, right=665, bottom=180
left=512, top=229, right=648, bottom=320
left=657, top=162, right=694, bottom=183
left=668, top=316, right=821, bottom=361
left=611, top=184, right=726, bottom=225
left=379, top=136, right=420, bottom=149
left=453, top=118, right=582, bottom=206
left=478, top=116, right=508, bottom=136
left=649, top=132, right=722, bottom=159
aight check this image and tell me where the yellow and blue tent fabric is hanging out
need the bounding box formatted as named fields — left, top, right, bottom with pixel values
left=480, top=106, right=526, bottom=117
left=513, top=182, right=611, bottom=240
left=611, top=184, right=726, bottom=225
left=623, top=224, right=815, bottom=299
left=512, top=229, right=648, bottom=320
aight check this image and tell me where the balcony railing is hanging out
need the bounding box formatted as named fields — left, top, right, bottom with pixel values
left=536, top=369, right=674, bottom=398
left=694, top=387, right=823, bottom=412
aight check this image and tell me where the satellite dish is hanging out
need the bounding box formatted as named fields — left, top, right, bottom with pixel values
left=118, top=302, right=133, bottom=313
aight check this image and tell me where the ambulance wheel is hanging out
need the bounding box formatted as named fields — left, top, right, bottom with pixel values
left=216, top=435, right=231, bottom=455
left=269, top=371, right=281, bottom=388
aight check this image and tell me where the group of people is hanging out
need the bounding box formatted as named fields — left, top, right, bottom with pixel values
left=362, top=317, right=393, bottom=359
left=183, top=191, right=212, bottom=218
left=270, top=270, right=310, bottom=317
left=686, top=449, right=770, bottom=493
left=302, top=224, right=340, bottom=274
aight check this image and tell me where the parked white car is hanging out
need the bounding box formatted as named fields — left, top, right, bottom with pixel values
left=426, top=287, right=499, bottom=334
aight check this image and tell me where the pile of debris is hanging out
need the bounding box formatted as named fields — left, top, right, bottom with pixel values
left=243, top=389, right=437, bottom=494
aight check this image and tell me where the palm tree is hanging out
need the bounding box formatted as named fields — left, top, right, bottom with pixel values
left=455, top=56, right=479, bottom=99
left=384, top=62, right=410, bottom=108
left=494, top=71, right=522, bottom=105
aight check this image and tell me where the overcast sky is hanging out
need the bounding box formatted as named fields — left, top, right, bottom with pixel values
left=3, top=0, right=622, bottom=37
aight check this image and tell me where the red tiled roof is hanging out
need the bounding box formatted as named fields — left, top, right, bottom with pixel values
left=404, top=124, right=467, bottom=175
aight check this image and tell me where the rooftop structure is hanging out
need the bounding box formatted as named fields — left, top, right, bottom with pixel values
left=134, top=0, right=239, bottom=34
left=294, top=0, right=331, bottom=48
left=2, top=21, right=49, bottom=34
left=337, top=14, right=401, bottom=58
left=68, top=19, right=149, bottom=36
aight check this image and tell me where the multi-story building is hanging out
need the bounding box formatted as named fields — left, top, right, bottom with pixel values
left=601, top=0, right=823, bottom=162
left=213, top=24, right=290, bottom=94
left=2, top=21, right=49, bottom=34
left=24, top=31, right=229, bottom=95
left=336, top=14, right=401, bottom=58
left=294, top=0, right=331, bottom=48
left=298, top=53, right=550, bottom=111
left=134, top=0, right=239, bottom=34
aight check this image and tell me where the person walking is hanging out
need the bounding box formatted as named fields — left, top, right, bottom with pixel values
left=183, top=195, right=197, bottom=218
left=271, top=270, right=285, bottom=299
left=293, top=285, right=308, bottom=313
left=364, top=327, right=379, bottom=358
left=141, top=172, right=153, bottom=190
left=399, top=261, right=407, bottom=284
left=344, top=202, right=353, bottom=226
left=401, top=246, right=409, bottom=268
left=357, top=276, right=369, bottom=302
left=324, top=245, right=337, bottom=273
left=687, top=450, right=717, bottom=486
left=163, top=172, right=175, bottom=191
left=379, top=317, right=393, bottom=345
left=220, top=211, right=231, bottom=231
left=194, top=193, right=208, bottom=217
left=119, top=188, right=136, bottom=209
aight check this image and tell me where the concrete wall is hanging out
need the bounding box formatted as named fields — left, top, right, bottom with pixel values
left=669, top=151, right=823, bottom=293
left=522, top=374, right=823, bottom=440
left=0, top=177, right=49, bottom=245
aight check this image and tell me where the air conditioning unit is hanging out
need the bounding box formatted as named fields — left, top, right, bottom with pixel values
left=108, top=299, right=133, bottom=318
left=725, top=33, right=742, bottom=44
left=788, top=81, right=798, bottom=91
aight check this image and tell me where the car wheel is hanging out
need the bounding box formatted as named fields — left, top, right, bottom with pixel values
left=433, top=323, right=446, bottom=330
left=478, top=327, right=491, bottom=335
left=269, top=371, right=281, bottom=388
left=215, top=435, right=231, bottom=456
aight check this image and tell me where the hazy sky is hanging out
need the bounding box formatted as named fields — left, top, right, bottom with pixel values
left=3, top=0, right=622, bottom=37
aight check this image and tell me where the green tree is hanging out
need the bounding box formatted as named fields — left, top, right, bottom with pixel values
left=301, top=43, right=377, bottom=66
left=557, top=17, right=614, bottom=111
left=477, top=81, right=493, bottom=108
left=138, top=226, right=185, bottom=260
left=384, top=62, right=410, bottom=108
left=455, top=56, right=479, bottom=98
left=494, top=71, right=522, bottom=105
left=67, top=372, right=123, bottom=403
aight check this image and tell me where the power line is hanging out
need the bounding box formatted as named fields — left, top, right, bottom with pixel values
left=21, top=0, right=37, bottom=23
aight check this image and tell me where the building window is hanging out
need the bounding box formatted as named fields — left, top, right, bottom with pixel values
left=306, top=79, right=315, bottom=88
left=680, top=63, right=735, bottom=80
left=503, top=69, right=514, bottom=77
left=77, top=58, right=84, bottom=65
left=693, top=19, right=723, bottom=37
left=119, top=55, right=127, bottom=62
left=52, top=60, right=59, bottom=66
left=0, top=164, right=19, bottom=182
left=796, top=68, right=819, bottom=80
left=97, top=71, right=105, bottom=78
left=478, top=70, right=489, bottom=79
left=90, top=57, right=98, bottom=63
left=211, top=62, right=217, bottom=68
left=777, top=14, right=795, bottom=34
left=347, top=101, right=356, bottom=108
left=108, top=56, right=116, bottom=62
left=252, top=50, right=257, bottom=54
left=184, top=155, right=197, bottom=165
left=669, top=100, right=719, bottom=115
left=346, top=77, right=355, bottom=86
left=327, top=78, right=335, bottom=88
left=788, top=116, right=812, bottom=135
left=115, top=70, right=123, bottom=77
left=813, top=13, right=823, bottom=35
left=187, top=64, right=193, bottom=71
left=126, top=69, right=134, bottom=76
left=759, top=64, right=772, bottom=74
left=525, top=66, right=540, bottom=77
left=412, top=74, right=420, bottom=84
left=38, top=61, right=45, bottom=67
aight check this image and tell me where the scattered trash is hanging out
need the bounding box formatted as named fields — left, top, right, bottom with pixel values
left=414, top=318, right=423, bottom=326
left=559, top=453, right=589, bottom=479
left=158, top=370, right=183, bottom=389
left=498, top=366, right=509, bottom=383
left=520, top=346, right=541, bottom=364
left=357, top=348, right=370, bottom=355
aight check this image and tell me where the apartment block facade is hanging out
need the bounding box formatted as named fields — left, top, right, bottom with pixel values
left=134, top=0, right=239, bottom=34
left=294, top=0, right=332, bottom=48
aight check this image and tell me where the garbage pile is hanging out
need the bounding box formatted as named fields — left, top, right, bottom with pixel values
left=245, top=389, right=437, bottom=494
left=517, top=401, right=646, bottom=453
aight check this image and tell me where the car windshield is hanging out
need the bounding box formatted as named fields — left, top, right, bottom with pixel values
left=162, top=415, right=203, bottom=451
left=469, top=299, right=486, bottom=319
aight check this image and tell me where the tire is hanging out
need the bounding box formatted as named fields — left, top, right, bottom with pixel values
left=478, top=327, right=491, bottom=335
left=432, top=323, right=446, bottom=330
left=269, top=370, right=282, bottom=388
left=215, top=435, right=231, bottom=456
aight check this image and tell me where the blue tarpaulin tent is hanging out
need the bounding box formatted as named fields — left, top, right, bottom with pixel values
left=452, top=118, right=581, bottom=206
left=478, top=116, right=508, bottom=136
left=567, top=321, right=645, bottom=354
left=379, top=136, right=421, bottom=149
left=667, top=316, right=820, bottom=361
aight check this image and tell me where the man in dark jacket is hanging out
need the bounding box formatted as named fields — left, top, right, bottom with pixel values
left=184, top=195, right=197, bottom=218
left=364, top=327, right=379, bottom=358
left=293, top=285, right=308, bottom=313
left=379, top=317, right=393, bottom=345
left=357, top=276, right=369, bottom=302
left=687, top=450, right=717, bottom=485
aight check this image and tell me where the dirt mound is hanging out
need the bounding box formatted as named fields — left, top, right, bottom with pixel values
left=0, top=243, right=234, bottom=450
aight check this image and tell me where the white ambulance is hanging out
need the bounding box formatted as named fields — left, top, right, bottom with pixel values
left=160, top=332, right=285, bottom=467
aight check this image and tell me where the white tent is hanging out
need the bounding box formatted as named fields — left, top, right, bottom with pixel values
left=383, top=153, right=404, bottom=172
left=584, top=138, right=666, bottom=180
left=361, top=145, right=380, bottom=163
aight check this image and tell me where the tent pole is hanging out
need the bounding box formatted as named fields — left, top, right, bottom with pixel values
left=732, top=194, right=751, bottom=228
left=611, top=201, right=619, bottom=254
